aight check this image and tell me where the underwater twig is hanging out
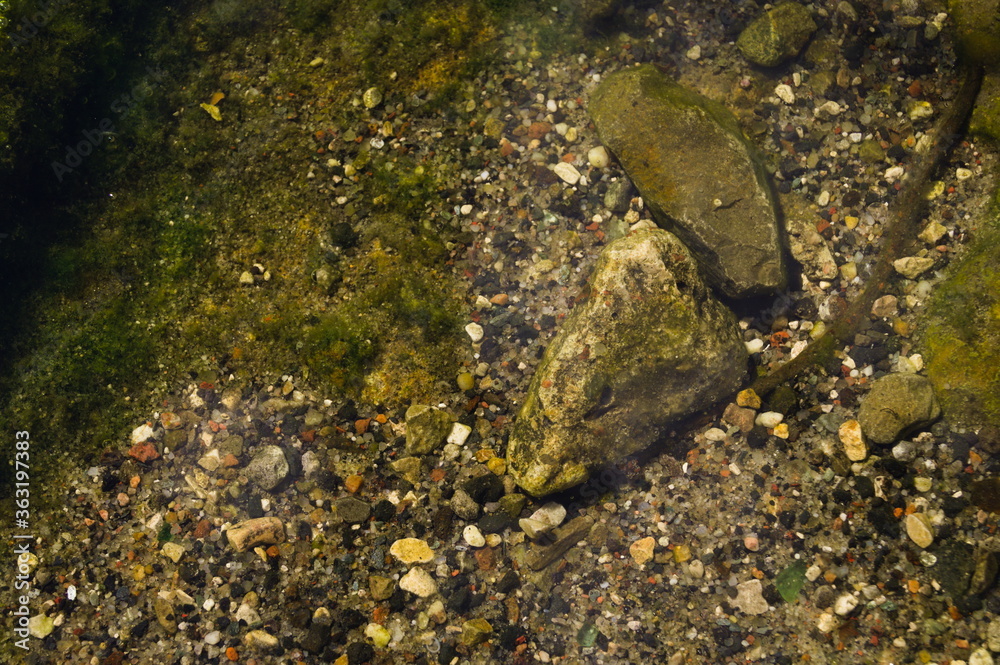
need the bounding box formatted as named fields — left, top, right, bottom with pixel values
left=749, top=63, right=985, bottom=397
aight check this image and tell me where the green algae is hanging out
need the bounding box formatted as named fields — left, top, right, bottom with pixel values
left=919, top=203, right=1000, bottom=428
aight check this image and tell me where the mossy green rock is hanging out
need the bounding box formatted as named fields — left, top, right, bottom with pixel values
left=589, top=65, right=786, bottom=298
left=919, top=208, right=1000, bottom=428
left=950, top=0, right=1000, bottom=67
left=507, top=228, right=748, bottom=497
left=405, top=405, right=455, bottom=455
left=736, top=3, right=818, bottom=67
left=970, top=72, right=1000, bottom=142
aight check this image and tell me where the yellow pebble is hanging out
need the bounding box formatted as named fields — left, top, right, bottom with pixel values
left=736, top=389, right=761, bottom=410
left=475, top=448, right=495, bottom=463
left=844, top=215, right=859, bottom=229
left=673, top=544, right=692, bottom=563
left=772, top=423, right=789, bottom=439
left=487, top=457, right=507, bottom=476
left=457, top=372, right=475, bottom=391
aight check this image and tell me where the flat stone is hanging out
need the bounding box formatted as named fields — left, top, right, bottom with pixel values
left=906, top=513, right=934, bottom=548
left=838, top=419, right=868, bottom=461
left=389, top=538, right=435, bottom=565
left=737, top=3, right=818, bottom=67
left=161, top=542, right=185, bottom=563
left=369, top=575, right=396, bottom=601
left=756, top=411, right=784, bottom=428
left=629, top=536, right=656, bottom=565
left=399, top=567, right=437, bottom=597
left=733, top=579, right=768, bottom=615
left=405, top=405, right=455, bottom=455
left=28, top=614, right=55, bottom=639
left=858, top=373, right=941, bottom=444
left=244, top=630, right=279, bottom=649
left=508, top=229, right=747, bottom=496
left=589, top=66, right=786, bottom=298
left=334, top=497, right=371, bottom=524
left=460, top=618, right=493, bottom=646
left=893, top=256, right=935, bottom=279
left=246, top=445, right=290, bottom=491
left=551, top=161, right=581, bottom=185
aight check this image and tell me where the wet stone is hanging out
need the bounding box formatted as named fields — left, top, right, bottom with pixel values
left=335, top=497, right=371, bottom=524
left=858, top=373, right=941, bottom=445
left=246, top=445, right=290, bottom=491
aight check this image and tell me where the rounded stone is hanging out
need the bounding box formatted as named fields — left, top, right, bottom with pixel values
left=587, top=146, right=610, bottom=168
left=906, top=513, right=934, bottom=549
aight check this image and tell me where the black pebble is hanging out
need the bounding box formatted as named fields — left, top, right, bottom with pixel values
left=464, top=474, right=505, bottom=504
left=346, top=642, right=374, bottom=664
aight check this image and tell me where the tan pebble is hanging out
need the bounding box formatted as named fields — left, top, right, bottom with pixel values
left=838, top=419, right=868, bottom=462
left=893, top=256, right=935, bottom=279
left=629, top=536, right=656, bottom=565
left=389, top=537, right=435, bottom=565
left=744, top=535, right=759, bottom=551
left=906, top=513, right=934, bottom=548
left=399, top=567, right=437, bottom=597
left=161, top=542, right=185, bottom=563
left=344, top=474, right=363, bottom=493
left=130, top=475, right=141, bottom=489
left=117, top=492, right=130, bottom=507
left=226, top=517, right=286, bottom=552
left=736, top=389, right=762, bottom=409
left=487, top=457, right=507, bottom=475
left=489, top=293, right=509, bottom=305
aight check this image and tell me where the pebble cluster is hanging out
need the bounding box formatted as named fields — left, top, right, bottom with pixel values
left=8, top=1, right=1000, bottom=664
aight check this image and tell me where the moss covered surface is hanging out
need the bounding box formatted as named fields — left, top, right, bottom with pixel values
left=919, top=191, right=1000, bottom=428
left=0, top=0, right=559, bottom=501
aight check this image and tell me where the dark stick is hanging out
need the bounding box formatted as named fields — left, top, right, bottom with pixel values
left=749, top=63, right=985, bottom=397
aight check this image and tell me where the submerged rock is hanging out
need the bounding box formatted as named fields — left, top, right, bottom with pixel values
left=857, top=373, right=941, bottom=445
left=920, top=220, right=1000, bottom=428
left=589, top=65, right=787, bottom=298
left=736, top=3, right=818, bottom=67
left=507, top=228, right=748, bottom=496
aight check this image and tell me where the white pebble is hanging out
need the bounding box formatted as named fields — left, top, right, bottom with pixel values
left=551, top=162, right=581, bottom=185
left=703, top=428, right=727, bottom=442
left=588, top=146, right=610, bottom=168
left=956, top=167, right=973, bottom=181
left=774, top=84, right=795, bottom=104
left=686, top=44, right=701, bottom=60
left=546, top=99, right=558, bottom=113
left=463, top=525, right=486, bottom=547
left=755, top=411, right=783, bottom=429
left=833, top=593, right=858, bottom=616
left=745, top=338, right=764, bottom=354
left=465, top=322, right=484, bottom=343
left=447, top=423, right=472, bottom=446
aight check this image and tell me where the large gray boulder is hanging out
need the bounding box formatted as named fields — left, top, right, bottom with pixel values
left=589, top=65, right=787, bottom=298
left=507, top=228, right=748, bottom=497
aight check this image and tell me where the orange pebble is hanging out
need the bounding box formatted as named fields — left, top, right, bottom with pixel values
left=226, top=646, right=238, bottom=661
left=344, top=474, right=363, bottom=493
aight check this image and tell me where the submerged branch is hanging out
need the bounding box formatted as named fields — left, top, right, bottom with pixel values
left=749, top=63, right=985, bottom=397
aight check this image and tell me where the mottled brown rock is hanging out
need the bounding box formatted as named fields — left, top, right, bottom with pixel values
left=508, top=228, right=747, bottom=497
